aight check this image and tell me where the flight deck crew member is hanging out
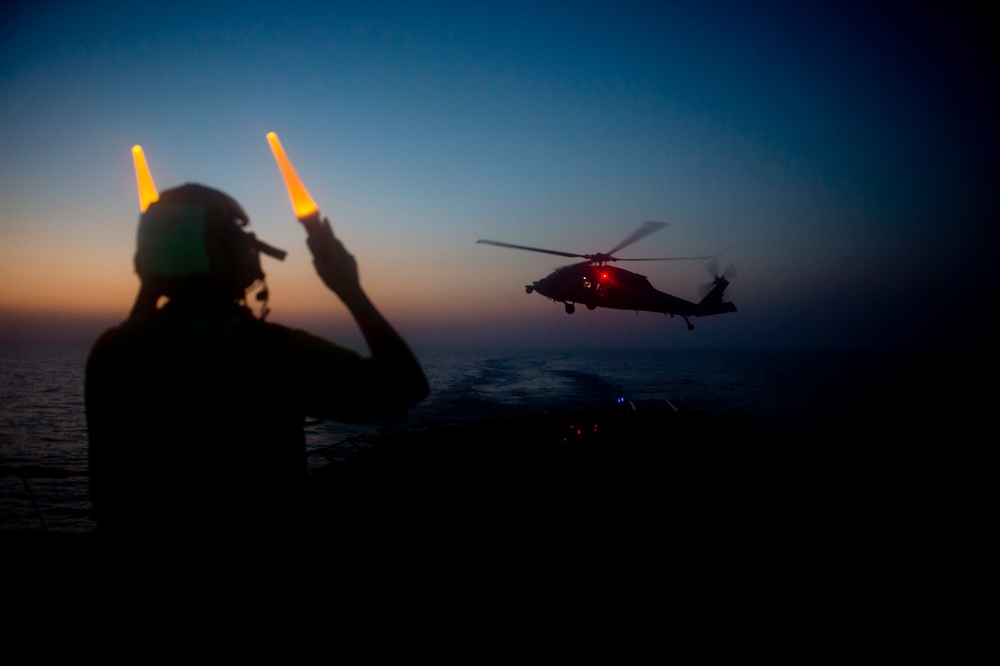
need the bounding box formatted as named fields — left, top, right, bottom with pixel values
left=85, top=183, right=428, bottom=583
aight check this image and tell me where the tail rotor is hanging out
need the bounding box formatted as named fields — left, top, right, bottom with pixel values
left=699, top=258, right=737, bottom=299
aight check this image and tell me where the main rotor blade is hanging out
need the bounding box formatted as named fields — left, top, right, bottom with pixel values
left=616, top=253, right=719, bottom=262
left=615, top=241, right=729, bottom=263
left=605, top=221, right=666, bottom=256
left=476, top=239, right=587, bottom=259
left=618, top=242, right=731, bottom=263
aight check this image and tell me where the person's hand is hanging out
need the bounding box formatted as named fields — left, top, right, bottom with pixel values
left=303, top=214, right=429, bottom=409
left=305, top=217, right=362, bottom=298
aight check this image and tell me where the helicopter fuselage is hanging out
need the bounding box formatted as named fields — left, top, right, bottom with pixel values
left=476, top=221, right=736, bottom=330
left=526, top=263, right=735, bottom=327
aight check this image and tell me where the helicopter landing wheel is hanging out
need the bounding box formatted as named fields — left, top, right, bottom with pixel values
left=525, top=286, right=534, bottom=294
left=565, top=303, right=576, bottom=314
left=684, top=318, right=694, bottom=331
left=586, top=302, right=597, bottom=310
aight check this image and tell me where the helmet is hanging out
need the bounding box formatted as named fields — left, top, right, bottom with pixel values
left=134, top=183, right=278, bottom=296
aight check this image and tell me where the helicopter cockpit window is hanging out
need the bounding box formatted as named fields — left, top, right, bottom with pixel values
left=583, top=277, right=592, bottom=288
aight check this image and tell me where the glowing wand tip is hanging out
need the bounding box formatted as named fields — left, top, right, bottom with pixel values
left=266, top=131, right=319, bottom=221
left=132, top=144, right=159, bottom=213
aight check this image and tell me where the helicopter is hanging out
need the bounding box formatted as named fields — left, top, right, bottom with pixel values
left=476, top=221, right=737, bottom=330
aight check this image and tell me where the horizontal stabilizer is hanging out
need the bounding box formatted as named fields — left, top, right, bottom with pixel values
left=698, top=301, right=737, bottom=316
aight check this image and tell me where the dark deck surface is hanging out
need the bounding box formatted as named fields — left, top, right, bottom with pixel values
left=3, top=403, right=957, bottom=610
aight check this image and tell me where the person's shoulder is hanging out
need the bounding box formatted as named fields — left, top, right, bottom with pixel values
left=260, top=321, right=364, bottom=362
left=85, top=318, right=146, bottom=375
left=276, top=324, right=349, bottom=351
left=89, top=318, right=137, bottom=352
left=89, top=310, right=167, bottom=346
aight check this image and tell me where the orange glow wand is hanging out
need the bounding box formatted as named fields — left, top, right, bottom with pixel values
left=266, top=131, right=321, bottom=226
left=132, top=145, right=159, bottom=212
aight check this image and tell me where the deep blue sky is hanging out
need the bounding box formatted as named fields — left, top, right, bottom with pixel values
left=1, top=2, right=996, bottom=351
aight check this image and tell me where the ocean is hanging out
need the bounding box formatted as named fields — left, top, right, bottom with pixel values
left=0, top=343, right=967, bottom=536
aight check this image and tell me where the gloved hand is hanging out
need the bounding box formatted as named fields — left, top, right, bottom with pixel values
left=304, top=216, right=362, bottom=298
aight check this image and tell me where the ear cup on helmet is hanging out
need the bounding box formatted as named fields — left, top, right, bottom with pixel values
left=214, top=222, right=265, bottom=290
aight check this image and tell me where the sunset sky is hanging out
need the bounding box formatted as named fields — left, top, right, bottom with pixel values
left=1, top=2, right=995, bottom=352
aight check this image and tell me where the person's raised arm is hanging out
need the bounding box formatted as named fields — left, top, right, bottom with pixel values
left=304, top=216, right=429, bottom=408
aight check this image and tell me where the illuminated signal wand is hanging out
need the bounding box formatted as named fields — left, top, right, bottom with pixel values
left=266, top=131, right=326, bottom=234
left=132, top=145, right=159, bottom=212
left=129, top=145, right=161, bottom=317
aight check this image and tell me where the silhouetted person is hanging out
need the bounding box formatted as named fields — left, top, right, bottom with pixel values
left=85, top=184, right=428, bottom=585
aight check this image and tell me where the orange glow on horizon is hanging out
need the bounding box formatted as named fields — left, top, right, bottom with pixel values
left=266, top=132, right=319, bottom=220
left=131, top=145, right=159, bottom=212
